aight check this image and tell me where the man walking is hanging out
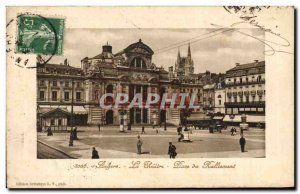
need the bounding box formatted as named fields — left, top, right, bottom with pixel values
left=168, top=142, right=177, bottom=159
left=239, top=135, right=246, bottom=152
left=231, top=127, right=234, bottom=136
left=47, top=127, right=53, bottom=136
left=137, top=135, right=143, bottom=155
left=141, top=125, right=146, bottom=134
left=98, top=123, right=101, bottom=132
left=91, top=147, right=100, bottom=159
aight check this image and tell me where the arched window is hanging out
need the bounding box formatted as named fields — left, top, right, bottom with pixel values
left=130, top=57, right=147, bottom=69
left=257, top=75, right=262, bottom=82
left=217, top=94, right=222, bottom=98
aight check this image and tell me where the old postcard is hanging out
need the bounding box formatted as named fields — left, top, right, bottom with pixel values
left=6, top=6, right=294, bottom=188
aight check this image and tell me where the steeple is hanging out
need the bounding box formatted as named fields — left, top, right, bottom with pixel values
left=177, top=48, right=181, bottom=58
left=187, top=43, right=191, bottom=58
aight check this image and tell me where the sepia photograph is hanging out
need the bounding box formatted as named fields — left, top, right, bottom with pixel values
left=36, top=28, right=266, bottom=159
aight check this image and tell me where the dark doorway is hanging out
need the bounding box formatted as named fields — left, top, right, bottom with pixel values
left=160, top=110, right=166, bottom=123
left=135, top=109, right=141, bottom=124
left=143, top=108, right=148, bottom=123
left=130, top=108, right=134, bottom=124
left=106, top=110, right=114, bottom=124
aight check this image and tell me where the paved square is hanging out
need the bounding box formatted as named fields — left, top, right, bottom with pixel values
left=38, top=126, right=265, bottom=159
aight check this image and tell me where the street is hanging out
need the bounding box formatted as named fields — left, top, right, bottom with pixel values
left=37, top=126, right=265, bottom=159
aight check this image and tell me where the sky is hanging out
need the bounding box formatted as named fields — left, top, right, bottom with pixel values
left=50, top=28, right=265, bottom=74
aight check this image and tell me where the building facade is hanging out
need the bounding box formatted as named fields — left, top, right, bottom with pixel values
left=214, top=80, right=226, bottom=114
left=37, top=40, right=203, bottom=128
left=224, top=60, right=265, bottom=115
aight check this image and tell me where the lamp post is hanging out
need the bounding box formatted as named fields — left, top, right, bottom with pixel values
left=119, top=109, right=126, bottom=132
left=240, top=114, right=248, bottom=133
left=69, top=78, right=74, bottom=147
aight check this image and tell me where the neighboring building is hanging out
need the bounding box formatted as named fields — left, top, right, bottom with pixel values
left=214, top=79, right=226, bottom=114
left=202, top=83, right=215, bottom=113
left=37, top=40, right=203, bottom=129
left=223, top=60, right=265, bottom=127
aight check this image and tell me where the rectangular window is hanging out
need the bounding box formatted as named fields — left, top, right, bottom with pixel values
left=40, top=80, right=45, bottom=86
left=53, top=81, right=57, bottom=86
left=51, top=119, right=55, bottom=126
left=58, top=119, right=62, bottom=126
left=39, top=91, right=45, bottom=101
left=64, top=92, right=69, bottom=101
left=77, top=82, right=81, bottom=87
left=65, top=81, right=69, bottom=87
left=218, top=100, right=221, bottom=105
left=52, top=91, right=57, bottom=101
left=76, top=92, right=81, bottom=101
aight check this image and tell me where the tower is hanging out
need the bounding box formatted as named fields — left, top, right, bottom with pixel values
left=174, top=43, right=194, bottom=77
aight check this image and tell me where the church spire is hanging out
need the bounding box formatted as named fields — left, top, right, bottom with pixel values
left=187, top=43, right=191, bottom=58
left=177, top=48, right=181, bottom=58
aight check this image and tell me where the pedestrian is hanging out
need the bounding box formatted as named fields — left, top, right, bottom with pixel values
left=234, top=128, right=237, bottom=135
left=239, top=135, right=246, bottom=152
left=137, top=135, right=143, bottom=154
left=153, top=125, right=158, bottom=134
left=177, top=125, right=182, bottom=135
left=127, top=123, right=131, bottom=131
left=73, top=127, right=78, bottom=140
left=240, top=128, right=244, bottom=136
left=168, top=142, right=177, bottom=159
left=178, top=133, right=184, bottom=142
left=47, top=127, right=53, bottom=136
left=141, top=125, right=145, bottom=134
left=91, top=147, right=100, bottom=159
left=231, top=127, right=234, bottom=136
left=98, top=123, right=101, bottom=132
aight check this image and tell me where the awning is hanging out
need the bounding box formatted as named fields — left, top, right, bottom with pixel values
left=223, top=115, right=242, bottom=122
left=187, top=113, right=211, bottom=121
left=38, top=105, right=87, bottom=115
left=213, top=116, right=224, bottom=120
left=223, top=115, right=265, bottom=123
left=38, top=105, right=68, bottom=114
left=246, top=115, right=265, bottom=123
left=66, top=106, right=88, bottom=115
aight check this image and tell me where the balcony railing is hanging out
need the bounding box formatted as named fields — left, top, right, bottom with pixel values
left=225, top=79, right=265, bottom=87
left=225, top=101, right=265, bottom=107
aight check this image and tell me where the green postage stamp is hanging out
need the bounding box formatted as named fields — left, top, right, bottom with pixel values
left=16, top=15, right=64, bottom=55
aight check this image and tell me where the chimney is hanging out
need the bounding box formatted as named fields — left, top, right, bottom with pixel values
left=168, top=66, right=174, bottom=79
left=236, top=63, right=240, bottom=66
left=254, top=60, right=259, bottom=63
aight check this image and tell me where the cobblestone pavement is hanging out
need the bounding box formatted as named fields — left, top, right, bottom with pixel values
left=38, top=126, right=265, bottom=159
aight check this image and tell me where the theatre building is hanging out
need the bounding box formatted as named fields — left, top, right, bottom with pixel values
left=37, top=39, right=203, bottom=129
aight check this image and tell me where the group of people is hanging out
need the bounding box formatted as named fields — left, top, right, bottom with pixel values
left=136, top=135, right=177, bottom=158
left=230, top=127, right=237, bottom=136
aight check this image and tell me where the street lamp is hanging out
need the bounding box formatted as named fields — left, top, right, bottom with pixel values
left=240, top=114, right=248, bottom=133
left=69, top=78, right=74, bottom=147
